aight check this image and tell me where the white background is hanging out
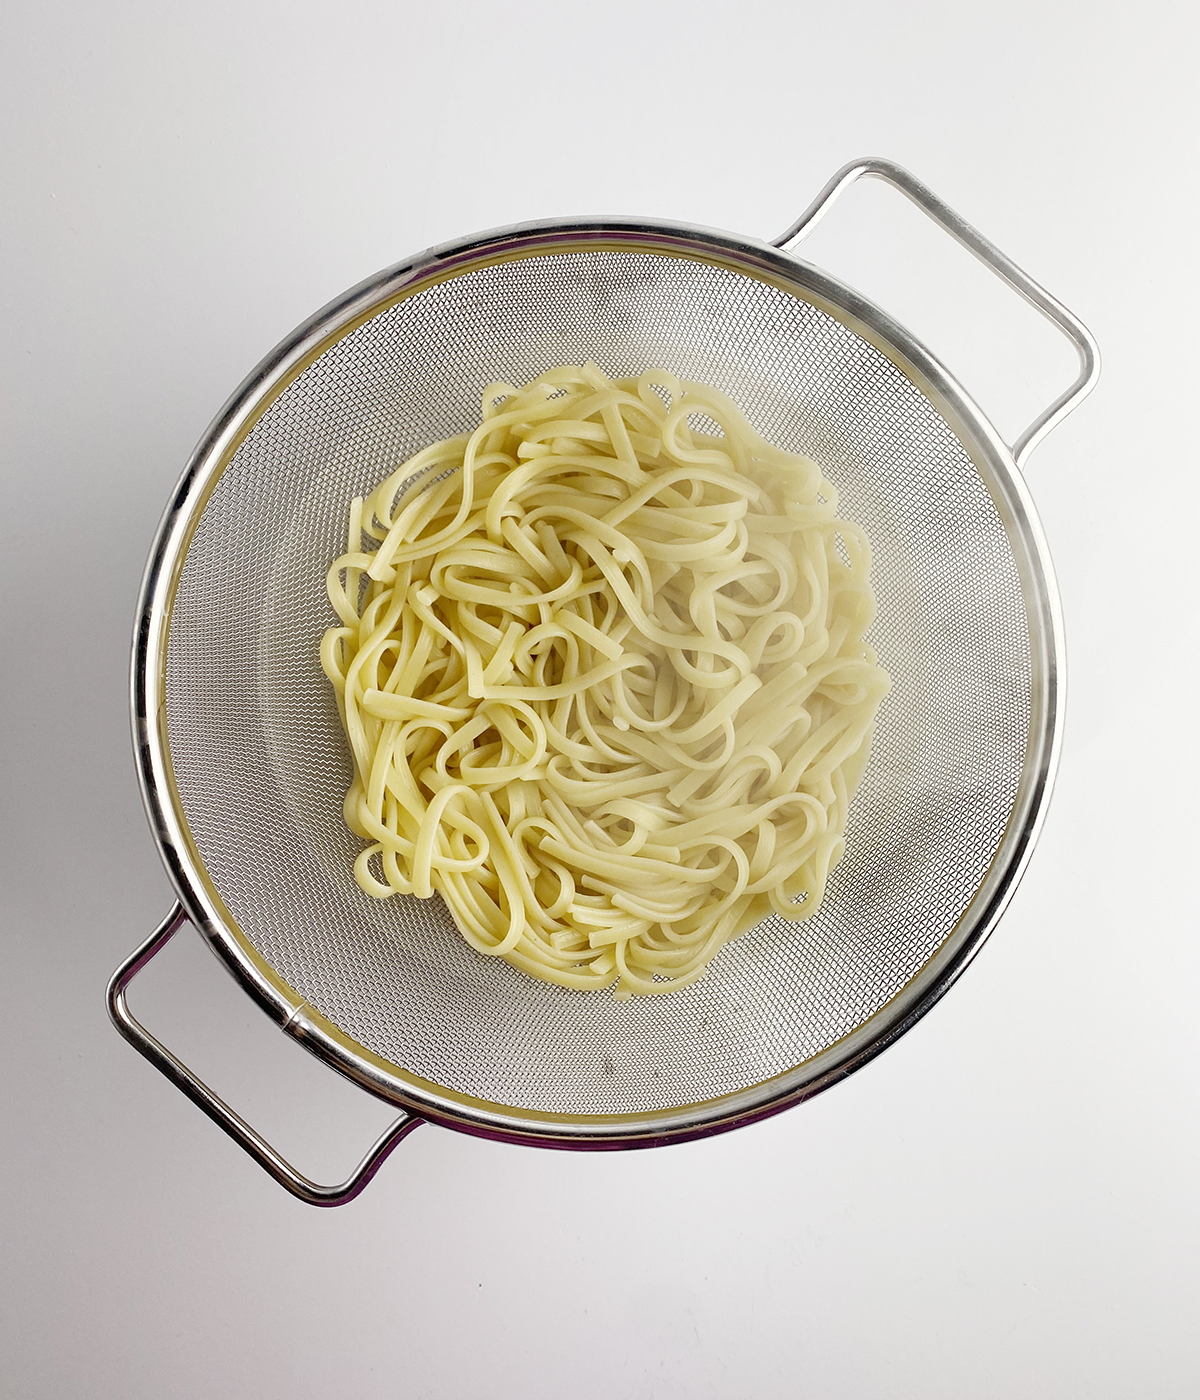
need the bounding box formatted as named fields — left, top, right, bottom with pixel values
left=2, top=2, right=1197, bottom=1396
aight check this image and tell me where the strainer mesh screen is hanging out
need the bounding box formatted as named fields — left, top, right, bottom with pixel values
left=165, top=249, right=1030, bottom=1115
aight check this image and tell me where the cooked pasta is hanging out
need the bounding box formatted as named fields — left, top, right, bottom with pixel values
left=320, top=364, right=889, bottom=997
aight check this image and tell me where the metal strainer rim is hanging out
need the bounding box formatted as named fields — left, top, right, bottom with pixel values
left=131, top=214, right=1064, bottom=1148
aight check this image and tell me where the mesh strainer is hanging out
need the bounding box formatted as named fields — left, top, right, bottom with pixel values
left=108, top=158, right=1098, bottom=1205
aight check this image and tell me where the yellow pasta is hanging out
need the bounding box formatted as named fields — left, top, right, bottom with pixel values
left=320, top=364, right=889, bottom=997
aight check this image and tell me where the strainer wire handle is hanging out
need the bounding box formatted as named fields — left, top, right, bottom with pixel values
left=773, top=156, right=1101, bottom=467
left=106, top=903, right=422, bottom=1207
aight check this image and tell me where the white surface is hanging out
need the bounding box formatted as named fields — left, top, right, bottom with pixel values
left=2, top=2, right=1197, bottom=1396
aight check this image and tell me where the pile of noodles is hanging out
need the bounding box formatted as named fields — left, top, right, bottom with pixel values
left=321, top=364, right=889, bottom=997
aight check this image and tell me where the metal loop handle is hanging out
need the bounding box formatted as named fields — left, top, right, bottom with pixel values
left=773, top=156, right=1100, bottom=468
left=106, top=903, right=422, bottom=1206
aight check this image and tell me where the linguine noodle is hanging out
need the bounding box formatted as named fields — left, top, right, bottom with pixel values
left=321, top=364, right=889, bottom=996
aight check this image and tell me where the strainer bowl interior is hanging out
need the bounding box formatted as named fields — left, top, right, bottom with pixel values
left=141, top=221, right=1058, bottom=1143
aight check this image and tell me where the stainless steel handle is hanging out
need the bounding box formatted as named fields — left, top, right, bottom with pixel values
left=106, top=903, right=422, bottom=1206
left=773, top=156, right=1100, bottom=468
